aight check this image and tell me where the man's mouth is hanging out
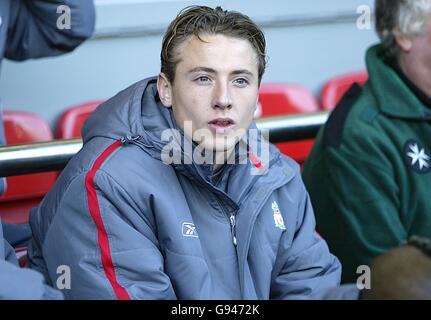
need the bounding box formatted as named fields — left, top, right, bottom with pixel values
left=208, top=118, right=236, bottom=134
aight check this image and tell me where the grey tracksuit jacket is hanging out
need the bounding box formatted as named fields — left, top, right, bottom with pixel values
left=28, top=77, right=359, bottom=300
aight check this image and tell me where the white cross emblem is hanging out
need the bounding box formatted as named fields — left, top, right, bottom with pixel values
left=406, top=143, right=430, bottom=171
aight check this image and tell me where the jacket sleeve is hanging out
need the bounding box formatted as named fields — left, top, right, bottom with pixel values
left=0, top=239, right=63, bottom=300
left=270, top=177, right=359, bottom=299
left=28, top=170, right=177, bottom=300
left=5, top=0, right=95, bottom=60
left=302, top=142, right=405, bottom=283
left=0, top=259, right=63, bottom=300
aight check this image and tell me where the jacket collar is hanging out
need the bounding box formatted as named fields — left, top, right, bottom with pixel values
left=366, top=44, right=431, bottom=120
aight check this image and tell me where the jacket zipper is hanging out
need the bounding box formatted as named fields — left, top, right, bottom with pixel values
left=214, top=196, right=238, bottom=247
left=230, top=214, right=237, bottom=247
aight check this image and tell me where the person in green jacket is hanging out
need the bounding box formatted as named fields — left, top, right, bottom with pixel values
left=302, top=0, right=431, bottom=283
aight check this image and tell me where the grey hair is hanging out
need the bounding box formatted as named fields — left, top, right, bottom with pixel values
left=375, top=0, right=431, bottom=56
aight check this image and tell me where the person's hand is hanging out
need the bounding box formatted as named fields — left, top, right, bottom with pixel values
left=361, top=244, right=431, bottom=299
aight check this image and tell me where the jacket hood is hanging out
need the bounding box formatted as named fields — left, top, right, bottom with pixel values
left=83, top=77, right=185, bottom=162
left=83, top=77, right=170, bottom=144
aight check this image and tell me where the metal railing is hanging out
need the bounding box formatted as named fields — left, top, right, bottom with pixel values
left=0, top=112, right=329, bottom=177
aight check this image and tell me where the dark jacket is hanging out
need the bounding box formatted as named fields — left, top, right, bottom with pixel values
left=303, top=44, right=431, bottom=283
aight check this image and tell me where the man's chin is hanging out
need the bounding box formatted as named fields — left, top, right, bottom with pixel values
left=210, top=138, right=238, bottom=152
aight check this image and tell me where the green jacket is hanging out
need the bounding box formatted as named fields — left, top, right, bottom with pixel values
left=303, top=44, right=431, bottom=283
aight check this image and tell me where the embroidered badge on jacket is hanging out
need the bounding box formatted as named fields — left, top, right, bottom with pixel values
left=272, top=201, right=286, bottom=230
left=403, top=139, right=430, bottom=174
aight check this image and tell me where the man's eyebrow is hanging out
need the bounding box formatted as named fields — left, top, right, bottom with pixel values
left=188, top=67, right=217, bottom=74
left=231, top=69, right=254, bottom=77
left=188, top=67, right=255, bottom=77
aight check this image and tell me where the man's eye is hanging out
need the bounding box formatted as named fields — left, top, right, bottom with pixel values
left=196, top=76, right=211, bottom=83
left=234, top=78, right=249, bottom=87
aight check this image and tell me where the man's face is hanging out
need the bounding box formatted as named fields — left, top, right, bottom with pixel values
left=408, top=17, right=431, bottom=70
left=397, top=15, right=431, bottom=95
left=157, top=34, right=260, bottom=153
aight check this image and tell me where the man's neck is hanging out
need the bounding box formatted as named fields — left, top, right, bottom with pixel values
left=213, top=147, right=235, bottom=172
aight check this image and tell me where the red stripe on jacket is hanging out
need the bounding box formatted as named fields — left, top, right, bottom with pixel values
left=249, top=152, right=264, bottom=172
left=85, top=140, right=131, bottom=300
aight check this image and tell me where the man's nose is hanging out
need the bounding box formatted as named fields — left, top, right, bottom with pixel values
left=213, top=82, right=232, bottom=110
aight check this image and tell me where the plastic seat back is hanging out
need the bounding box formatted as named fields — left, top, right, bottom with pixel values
left=258, top=83, right=319, bottom=167
left=0, top=111, right=57, bottom=224
left=320, top=71, right=368, bottom=110
left=55, top=101, right=104, bottom=139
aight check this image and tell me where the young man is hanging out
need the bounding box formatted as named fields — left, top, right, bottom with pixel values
left=28, top=6, right=358, bottom=299
left=303, top=0, right=431, bottom=283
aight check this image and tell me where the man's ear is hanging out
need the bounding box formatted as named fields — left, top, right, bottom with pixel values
left=157, top=73, right=173, bottom=108
left=254, top=100, right=262, bottom=119
left=395, top=34, right=413, bottom=53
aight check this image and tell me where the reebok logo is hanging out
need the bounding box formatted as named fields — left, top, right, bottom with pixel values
left=182, top=222, right=198, bottom=238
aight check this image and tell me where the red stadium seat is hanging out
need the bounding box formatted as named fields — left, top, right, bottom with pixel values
left=0, top=111, right=57, bottom=224
left=259, top=83, right=320, bottom=116
left=55, top=100, right=104, bottom=139
left=320, top=71, right=368, bottom=110
left=258, top=83, right=319, bottom=166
